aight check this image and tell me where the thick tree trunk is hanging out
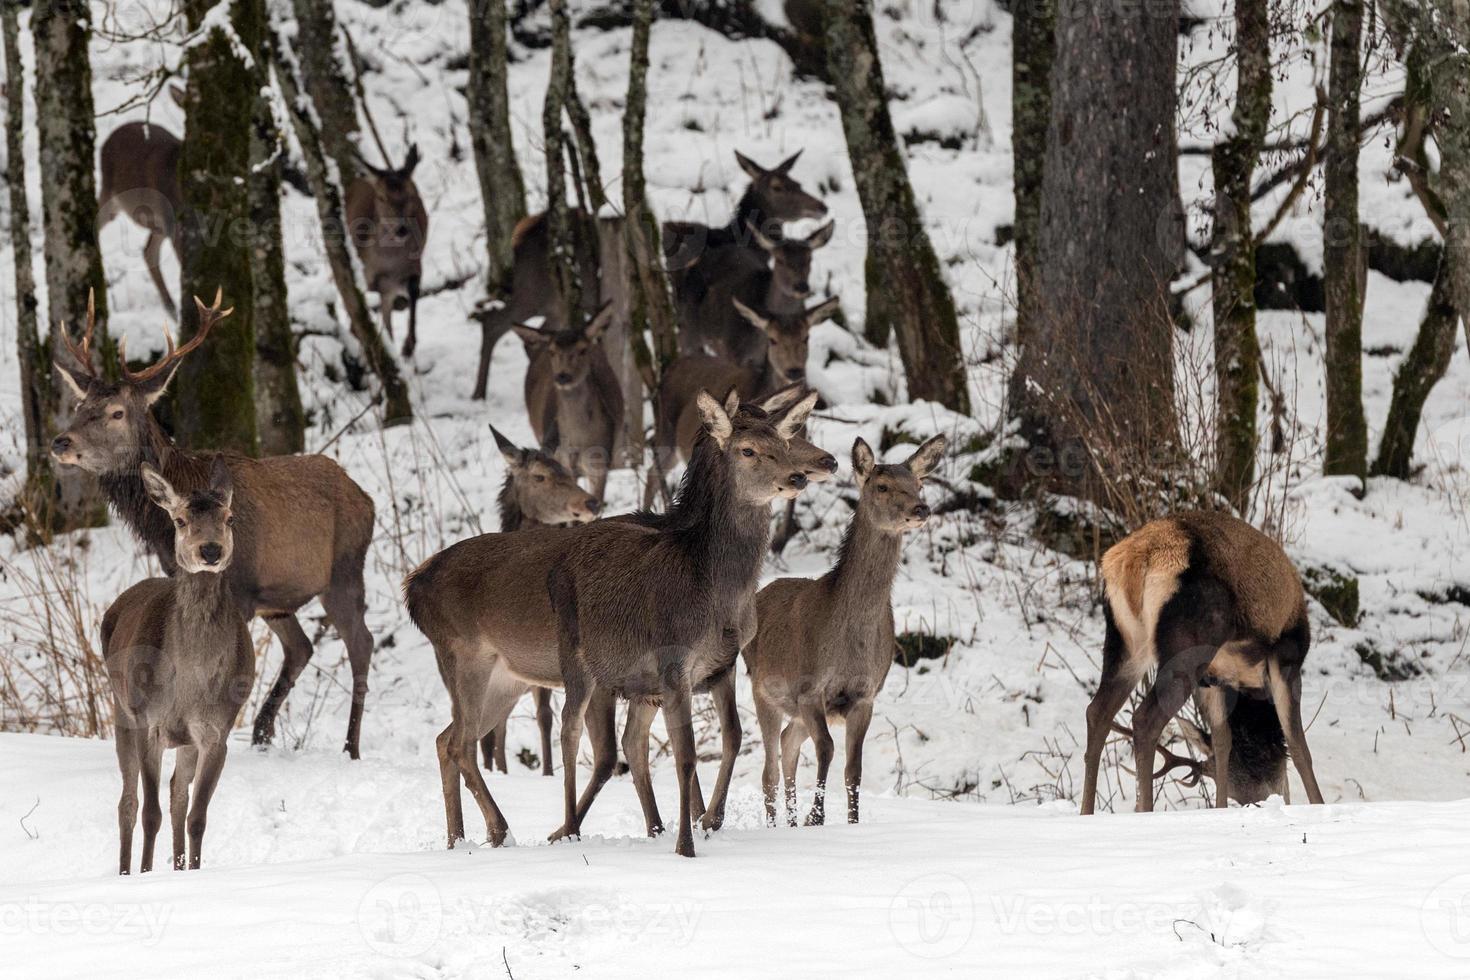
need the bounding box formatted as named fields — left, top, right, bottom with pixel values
left=1010, top=0, right=1052, bottom=356
left=543, top=0, right=582, bottom=321
left=1372, top=252, right=1459, bottom=478
left=289, top=0, right=361, bottom=185
left=1210, top=0, right=1270, bottom=509
left=31, top=0, right=110, bottom=528
left=1322, top=0, right=1368, bottom=479
left=250, top=59, right=305, bottom=455
left=821, top=0, right=970, bottom=414
left=177, top=0, right=261, bottom=455
left=467, top=0, right=525, bottom=298
left=272, top=30, right=413, bottom=424
left=1014, top=0, right=1182, bottom=509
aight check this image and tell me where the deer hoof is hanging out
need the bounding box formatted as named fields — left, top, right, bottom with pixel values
left=674, top=836, right=696, bottom=858
left=803, top=809, right=825, bottom=827
left=547, top=825, right=580, bottom=844
left=699, top=810, right=725, bottom=833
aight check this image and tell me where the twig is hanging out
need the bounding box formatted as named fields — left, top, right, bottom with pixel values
left=19, top=796, right=38, bottom=840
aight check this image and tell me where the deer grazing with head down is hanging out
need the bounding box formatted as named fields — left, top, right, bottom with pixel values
left=103, top=458, right=253, bottom=874
left=51, top=292, right=379, bottom=759
left=514, top=302, right=624, bottom=503
left=744, top=434, right=945, bottom=826
left=1080, top=510, right=1325, bottom=813
left=346, top=145, right=429, bottom=357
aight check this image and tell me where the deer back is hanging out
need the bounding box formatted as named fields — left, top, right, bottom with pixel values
left=98, top=121, right=183, bottom=232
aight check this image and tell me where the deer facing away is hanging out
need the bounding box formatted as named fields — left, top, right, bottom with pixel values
left=103, top=458, right=253, bottom=874
left=1079, top=510, right=1325, bottom=813
left=744, top=434, right=945, bottom=826
left=346, top=145, right=429, bottom=358
left=51, top=292, right=379, bottom=759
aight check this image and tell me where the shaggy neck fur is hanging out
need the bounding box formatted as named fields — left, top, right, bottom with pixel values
left=98, top=421, right=214, bottom=576
left=497, top=472, right=532, bottom=532
left=665, top=428, right=772, bottom=598
left=827, top=505, right=903, bottom=610
left=712, top=186, right=780, bottom=250
left=172, top=568, right=236, bottom=635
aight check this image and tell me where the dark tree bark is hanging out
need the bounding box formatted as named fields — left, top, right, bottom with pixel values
left=1322, top=0, right=1368, bottom=479
left=272, top=30, right=413, bottom=424
left=1013, top=0, right=1183, bottom=507
left=290, top=0, right=361, bottom=185
left=1210, top=0, right=1270, bottom=509
left=1372, top=252, right=1458, bottom=478
left=31, top=0, right=110, bottom=528
left=250, top=58, right=305, bottom=455
left=543, top=0, right=582, bottom=320
left=177, top=0, right=261, bottom=455
left=821, top=0, right=970, bottom=414
left=467, top=0, right=526, bottom=299
left=1010, top=0, right=1052, bottom=357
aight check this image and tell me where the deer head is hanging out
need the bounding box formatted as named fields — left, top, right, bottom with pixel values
left=732, top=294, right=841, bottom=383
left=140, top=456, right=235, bottom=573
left=51, top=290, right=233, bottom=475
left=851, top=435, right=945, bottom=532
left=748, top=219, right=834, bottom=302
left=359, top=144, right=422, bottom=247
left=490, top=424, right=601, bottom=526
left=513, top=302, right=614, bottom=391
left=698, top=387, right=817, bottom=505
left=735, top=149, right=828, bottom=227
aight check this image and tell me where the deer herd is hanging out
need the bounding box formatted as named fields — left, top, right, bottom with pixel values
left=63, top=137, right=1327, bottom=873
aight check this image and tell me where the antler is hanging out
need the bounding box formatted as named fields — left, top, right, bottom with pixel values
left=1110, top=723, right=1205, bottom=786
left=57, top=289, right=100, bottom=378
left=119, top=288, right=233, bottom=384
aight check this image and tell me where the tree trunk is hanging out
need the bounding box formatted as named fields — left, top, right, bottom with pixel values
left=1210, top=0, right=1270, bottom=509
left=1372, top=251, right=1459, bottom=478
left=1322, top=0, right=1368, bottom=480
left=2, top=0, right=53, bottom=526
left=272, top=30, right=413, bottom=424
left=289, top=0, right=360, bottom=185
left=250, top=56, right=305, bottom=455
left=821, top=0, right=970, bottom=414
left=543, top=0, right=582, bottom=321
left=1013, top=0, right=1182, bottom=511
left=30, top=0, right=110, bottom=528
left=467, top=0, right=526, bottom=300
left=1010, top=0, right=1052, bottom=357
left=176, top=0, right=261, bottom=455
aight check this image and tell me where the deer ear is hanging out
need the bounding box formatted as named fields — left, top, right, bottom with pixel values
left=136, top=361, right=182, bottom=406
left=403, top=144, right=420, bottom=175
left=168, top=83, right=186, bottom=108
left=805, top=220, right=835, bottom=249
left=776, top=390, right=818, bottom=439
left=852, top=438, right=876, bottom=486
left=54, top=363, right=90, bottom=402
left=734, top=150, right=764, bottom=180
left=723, top=387, right=742, bottom=418
left=905, top=434, right=947, bottom=479
left=731, top=298, right=771, bottom=333
left=696, top=390, right=733, bottom=448
left=208, top=455, right=233, bottom=507
left=512, top=323, right=549, bottom=348
left=775, top=149, right=803, bottom=174
left=745, top=220, right=778, bottom=253
left=140, top=463, right=180, bottom=513
left=583, top=302, right=614, bottom=343
left=805, top=296, right=842, bottom=327
left=489, top=424, right=525, bottom=470
left=758, top=382, right=805, bottom=415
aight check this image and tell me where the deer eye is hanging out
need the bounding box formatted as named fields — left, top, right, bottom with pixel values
left=111, top=410, right=124, bottom=420
left=876, top=484, right=887, bottom=493
left=174, top=518, right=185, bottom=528
left=741, top=448, right=755, bottom=458
left=226, top=516, right=235, bottom=527
left=534, top=474, right=546, bottom=483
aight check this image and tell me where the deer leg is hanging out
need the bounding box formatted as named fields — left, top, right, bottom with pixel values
left=1081, top=614, right=1138, bottom=815
left=115, top=725, right=140, bottom=876
left=138, top=736, right=164, bottom=873
left=185, top=739, right=228, bottom=870
left=622, top=699, right=665, bottom=837
left=143, top=230, right=179, bottom=322
left=454, top=665, right=524, bottom=847
left=322, top=576, right=374, bottom=760
left=843, top=701, right=874, bottom=824
left=1196, top=685, right=1233, bottom=808
left=473, top=307, right=513, bottom=401
left=661, top=676, right=699, bottom=858
left=252, top=614, right=315, bottom=750
left=753, top=695, right=785, bottom=827
left=699, top=671, right=742, bottom=832
left=569, top=690, right=618, bottom=829
left=1267, top=654, right=1325, bottom=804
left=481, top=726, right=508, bottom=774
left=401, top=274, right=420, bottom=358
left=436, top=722, right=467, bottom=848
left=169, top=746, right=198, bottom=871
left=780, top=719, right=807, bottom=828
left=800, top=706, right=835, bottom=827
left=551, top=671, right=593, bottom=843
left=535, top=687, right=556, bottom=776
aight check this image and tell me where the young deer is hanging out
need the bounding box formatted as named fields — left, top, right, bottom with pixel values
left=1080, top=511, right=1326, bottom=814
left=514, top=303, right=625, bottom=503
left=103, top=459, right=253, bottom=874
left=744, top=435, right=945, bottom=826
left=51, top=292, right=378, bottom=759
left=345, top=145, right=429, bottom=357
left=480, top=424, right=601, bottom=778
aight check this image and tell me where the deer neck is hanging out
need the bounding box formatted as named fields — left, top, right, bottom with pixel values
left=731, top=186, right=779, bottom=246
left=171, top=570, right=237, bottom=641
left=497, top=474, right=528, bottom=532
left=762, top=274, right=802, bottom=317
left=666, top=436, right=771, bottom=599
left=828, top=507, right=903, bottom=609
left=99, top=424, right=195, bottom=575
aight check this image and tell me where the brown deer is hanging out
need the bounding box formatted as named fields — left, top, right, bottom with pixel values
left=1080, top=511, right=1325, bottom=814
left=480, top=424, right=601, bottom=778
left=345, top=145, right=428, bottom=358
left=406, top=391, right=817, bottom=857
left=514, top=303, right=624, bottom=503
left=1110, top=701, right=1290, bottom=806
left=744, top=434, right=945, bottom=826
left=103, top=458, right=253, bottom=874
left=50, top=292, right=379, bottom=759
left=97, top=88, right=185, bottom=319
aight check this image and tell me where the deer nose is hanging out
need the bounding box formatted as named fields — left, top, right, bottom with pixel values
left=555, top=372, right=573, bottom=385
left=912, top=503, right=931, bottom=520
left=786, top=367, right=806, bottom=381
left=793, top=280, right=811, bottom=295
left=585, top=497, right=602, bottom=515
left=51, top=435, right=72, bottom=454
left=818, top=453, right=838, bottom=473
left=789, top=472, right=808, bottom=490
left=199, top=543, right=223, bottom=566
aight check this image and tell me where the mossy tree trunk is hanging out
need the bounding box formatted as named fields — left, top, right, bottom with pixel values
left=821, top=0, right=970, bottom=414
left=177, top=0, right=261, bottom=455
left=1322, top=0, right=1368, bottom=480
left=467, top=0, right=526, bottom=301
left=1210, top=0, right=1270, bottom=509
left=1372, top=251, right=1459, bottom=478
left=290, top=0, right=360, bottom=185
left=1013, top=0, right=1182, bottom=508
left=1010, top=0, right=1052, bottom=362
left=30, top=0, right=110, bottom=528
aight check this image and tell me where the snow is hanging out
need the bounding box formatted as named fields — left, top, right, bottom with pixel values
left=0, top=0, right=1468, bottom=976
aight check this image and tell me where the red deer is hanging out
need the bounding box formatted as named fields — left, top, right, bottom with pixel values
left=50, top=292, right=379, bottom=759
left=96, top=88, right=186, bottom=319
left=345, top=145, right=428, bottom=357
left=103, top=458, right=253, bottom=873
left=514, top=303, right=625, bottom=503
left=405, top=391, right=817, bottom=857
left=744, top=434, right=945, bottom=826
left=1080, top=511, right=1325, bottom=813
left=1111, top=702, right=1290, bottom=806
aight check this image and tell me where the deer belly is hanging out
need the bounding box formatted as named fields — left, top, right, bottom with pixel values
left=1202, top=642, right=1268, bottom=690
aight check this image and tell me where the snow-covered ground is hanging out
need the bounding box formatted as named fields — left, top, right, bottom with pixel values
left=1, top=0, right=1468, bottom=976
